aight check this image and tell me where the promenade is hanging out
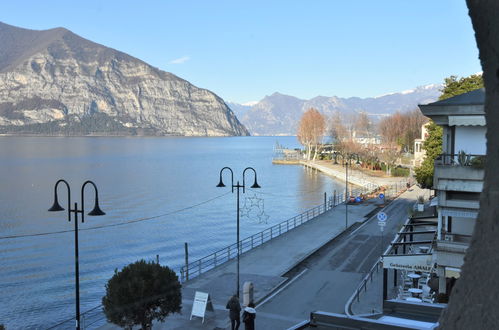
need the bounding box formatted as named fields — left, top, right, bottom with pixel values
left=100, top=196, right=382, bottom=329
left=166, top=200, right=380, bottom=329
left=99, top=162, right=412, bottom=330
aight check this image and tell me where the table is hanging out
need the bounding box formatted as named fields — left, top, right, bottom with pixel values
left=408, top=273, right=421, bottom=287
left=406, top=297, right=422, bottom=302
left=408, top=288, right=423, bottom=297
left=418, top=246, right=430, bottom=253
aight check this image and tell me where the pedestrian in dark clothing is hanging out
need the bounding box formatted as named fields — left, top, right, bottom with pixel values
left=226, top=295, right=241, bottom=330
left=242, top=302, right=256, bottom=330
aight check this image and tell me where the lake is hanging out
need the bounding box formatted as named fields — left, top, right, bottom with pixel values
left=0, top=136, right=345, bottom=329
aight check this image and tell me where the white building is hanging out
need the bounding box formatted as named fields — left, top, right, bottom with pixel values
left=413, top=122, right=430, bottom=167
left=419, top=88, right=486, bottom=294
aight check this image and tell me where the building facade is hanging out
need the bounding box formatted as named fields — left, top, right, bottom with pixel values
left=419, top=88, right=486, bottom=294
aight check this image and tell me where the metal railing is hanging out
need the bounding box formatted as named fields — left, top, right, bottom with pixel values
left=180, top=180, right=410, bottom=283
left=180, top=200, right=338, bottom=282
left=345, top=258, right=383, bottom=316
left=436, top=153, right=485, bottom=166
left=45, top=179, right=411, bottom=329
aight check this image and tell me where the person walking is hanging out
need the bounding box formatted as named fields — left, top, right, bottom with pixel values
left=242, top=302, right=256, bottom=330
left=226, top=294, right=241, bottom=330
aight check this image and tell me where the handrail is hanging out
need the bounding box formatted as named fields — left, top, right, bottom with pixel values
left=435, top=153, right=485, bottom=166
left=180, top=179, right=410, bottom=283
left=46, top=179, right=410, bottom=329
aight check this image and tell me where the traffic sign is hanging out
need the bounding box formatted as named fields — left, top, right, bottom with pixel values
left=377, top=212, right=387, bottom=222
left=379, top=193, right=385, bottom=199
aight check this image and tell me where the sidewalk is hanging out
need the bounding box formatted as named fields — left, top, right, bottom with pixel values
left=100, top=197, right=381, bottom=329
left=302, top=160, right=405, bottom=188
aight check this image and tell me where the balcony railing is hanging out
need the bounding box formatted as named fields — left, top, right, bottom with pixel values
left=435, top=153, right=486, bottom=168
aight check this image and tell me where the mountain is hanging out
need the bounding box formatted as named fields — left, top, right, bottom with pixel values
left=0, top=22, right=249, bottom=136
left=229, top=85, right=441, bottom=136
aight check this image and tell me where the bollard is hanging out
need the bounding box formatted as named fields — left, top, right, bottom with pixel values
left=243, top=282, right=254, bottom=307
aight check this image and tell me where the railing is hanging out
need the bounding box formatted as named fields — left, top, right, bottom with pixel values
left=345, top=258, right=383, bottom=316
left=180, top=201, right=337, bottom=282
left=180, top=179, right=410, bottom=282
left=46, top=179, right=411, bottom=329
left=436, top=153, right=486, bottom=167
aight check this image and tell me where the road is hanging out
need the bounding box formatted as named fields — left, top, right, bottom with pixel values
left=254, top=187, right=424, bottom=329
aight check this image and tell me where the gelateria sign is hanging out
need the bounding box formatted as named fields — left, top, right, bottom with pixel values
left=382, top=254, right=434, bottom=272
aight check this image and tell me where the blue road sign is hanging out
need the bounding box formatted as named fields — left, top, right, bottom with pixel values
left=379, top=193, right=385, bottom=199
left=377, top=211, right=387, bottom=222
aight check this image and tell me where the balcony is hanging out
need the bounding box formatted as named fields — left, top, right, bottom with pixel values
left=433, top=153, right=485, bottom=193
left=434, top=234, right=471, bottom=269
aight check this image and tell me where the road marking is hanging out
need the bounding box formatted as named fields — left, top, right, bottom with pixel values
left=257, top=268, right=308, bottom=308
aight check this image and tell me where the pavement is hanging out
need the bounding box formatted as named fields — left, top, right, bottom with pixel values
left=99, top=193, right=383, bottom=329
left=254, top=185, right=425, bottom=329
left=98, top=168, right=421, bottom=330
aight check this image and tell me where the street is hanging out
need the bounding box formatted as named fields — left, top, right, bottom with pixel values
left=254, top=187, right=424, bottom=329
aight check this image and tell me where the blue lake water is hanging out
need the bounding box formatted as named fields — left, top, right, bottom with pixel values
left=0, top=136, right=345, bottom=329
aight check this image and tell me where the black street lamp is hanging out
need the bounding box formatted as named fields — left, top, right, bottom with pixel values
left=217, top=167, right=260, bottom=297
left=334, top=153, right=360, bottom=229
left=48, top=179, right=105, bottom=330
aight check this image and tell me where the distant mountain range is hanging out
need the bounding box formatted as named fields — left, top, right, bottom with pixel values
left=0, top=22, right=248, bottom=136
left=228, top=85, right=441, bottom=136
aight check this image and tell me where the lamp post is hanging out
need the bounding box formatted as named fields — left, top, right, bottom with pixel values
left=217, top=167, right=261, bottom=297
left=334, top=152, right=360, bottom=229
left=48, top=179, right=106, bottom=330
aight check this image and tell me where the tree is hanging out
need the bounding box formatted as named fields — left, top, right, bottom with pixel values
left=439, top=74, right=483, bottom=100
left=378, top=109, right=427, bottom=152
left=414, top=73, right=483, bottom=189
left=102, top=260, right=181, bottom=329
left=438, top=2, right=499, bottom=328
left=414, top=121, right=442, bottom=188
left=297, top=108, right=325, bottom=160
left=329, top=110, right=348, bottom=152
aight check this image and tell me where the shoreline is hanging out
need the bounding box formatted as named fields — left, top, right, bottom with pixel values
left=275, top=159, right=407, bottom=189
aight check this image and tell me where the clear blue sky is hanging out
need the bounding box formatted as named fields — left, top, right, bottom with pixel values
left=1, top=0, right=481, bottom=103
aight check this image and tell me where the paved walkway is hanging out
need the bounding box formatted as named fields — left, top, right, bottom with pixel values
left=301, top=160, right=406, bottom=188
left=99, top=197, right=382, bottom=329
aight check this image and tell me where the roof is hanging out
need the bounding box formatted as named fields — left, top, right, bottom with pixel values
left=418, top=89, right=485, bottom=121
left=424, top=88, right=485, bottom=106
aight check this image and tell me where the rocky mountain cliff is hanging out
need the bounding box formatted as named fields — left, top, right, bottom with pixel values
left=230, top=85, right=441, bottom=136
left=0, top=22, right=249, bottom=136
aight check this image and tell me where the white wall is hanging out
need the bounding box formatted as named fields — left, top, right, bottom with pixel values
left=452, top=216, right=475, bottom=236
left=454, top=126, right=487, bottom=155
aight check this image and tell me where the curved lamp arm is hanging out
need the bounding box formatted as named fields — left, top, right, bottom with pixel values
left=217, top=167, right=234, bottom=192
left=81, top=180, right=106, bottom=223
left=48, top=179, right=71, bottom=222
left=243, top=167, right=260, bottom=193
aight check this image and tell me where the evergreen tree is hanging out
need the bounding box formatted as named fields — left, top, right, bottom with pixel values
left=414, top=121, right=442, bottom=188
left=102, top=260, right=181, bottom=329
left=439, top=74, right=483, bottom=100
left=415, top=74, right=483, bottom=188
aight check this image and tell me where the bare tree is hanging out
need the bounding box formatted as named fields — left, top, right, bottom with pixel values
left=378, top=109, right=427, bottom=152
left=354, top=111, right=372, bottom=138
left=298, top=108, right=325, bottom=160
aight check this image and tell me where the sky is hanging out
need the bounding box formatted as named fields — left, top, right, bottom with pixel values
left=1, top=0, right=481, bottom=103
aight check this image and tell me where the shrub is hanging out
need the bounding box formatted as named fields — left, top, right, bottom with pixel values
left=470, top=155, right=486, bottom=169
left=391, top=166, right=410, bottom=177
left=102, top=260, right=181, bottom=329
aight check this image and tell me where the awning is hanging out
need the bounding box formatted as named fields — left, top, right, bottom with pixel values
left=449, top=115, right=486, bottom=126
left=440, top=208, right=478, bottom=218
left=445, top=267, right=461, bottom=278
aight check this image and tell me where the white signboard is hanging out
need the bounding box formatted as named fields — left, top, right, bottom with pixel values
left=190, top=291, right=214, bottom=323
left=382, top=254, right=434, bottom=272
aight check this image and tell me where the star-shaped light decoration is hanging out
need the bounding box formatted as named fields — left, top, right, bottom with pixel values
left=240, top=193, right=269, bottom=224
